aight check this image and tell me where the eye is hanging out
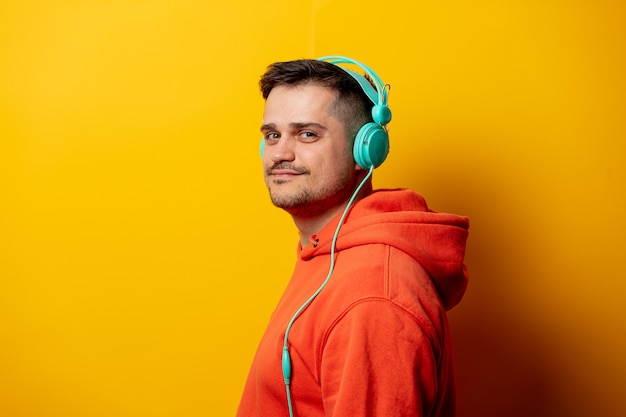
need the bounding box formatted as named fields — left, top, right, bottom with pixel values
left=298, top=131, right=318, bottom=142
left=264, top=132, right=280, bottom=143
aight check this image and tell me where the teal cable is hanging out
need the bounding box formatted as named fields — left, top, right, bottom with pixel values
left=282, top=165, right=375, bottom=417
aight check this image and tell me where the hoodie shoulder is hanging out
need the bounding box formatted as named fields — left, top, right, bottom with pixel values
left=304, top=189, right=470, bottom=310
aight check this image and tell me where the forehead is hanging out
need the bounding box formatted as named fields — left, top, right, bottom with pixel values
left=264, top=83, right=337, bottom=118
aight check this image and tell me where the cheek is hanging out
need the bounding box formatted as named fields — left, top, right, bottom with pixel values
left=318, top=154, right=355, bottom=182
left=261, top=149, right=275, bottom=168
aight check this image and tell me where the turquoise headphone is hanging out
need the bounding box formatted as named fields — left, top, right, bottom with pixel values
left=260, top=55, right=392, bottom=169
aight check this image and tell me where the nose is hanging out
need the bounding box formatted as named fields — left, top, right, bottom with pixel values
left=268, top=137, right=295, bottom=164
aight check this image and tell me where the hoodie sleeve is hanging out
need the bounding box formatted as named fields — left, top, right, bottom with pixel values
left=319, top=299, right=448, bottom=417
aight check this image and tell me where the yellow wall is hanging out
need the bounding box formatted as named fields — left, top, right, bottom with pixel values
left=1, top=1, right=624, bottom=416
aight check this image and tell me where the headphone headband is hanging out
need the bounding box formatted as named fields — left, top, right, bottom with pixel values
left=317, top=56, right=388, bottom=106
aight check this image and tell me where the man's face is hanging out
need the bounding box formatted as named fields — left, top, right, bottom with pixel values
left=261, top=83, right=359, bottom=218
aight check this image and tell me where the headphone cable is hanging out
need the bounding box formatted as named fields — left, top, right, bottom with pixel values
left=282, top=165, right=375, bottom=417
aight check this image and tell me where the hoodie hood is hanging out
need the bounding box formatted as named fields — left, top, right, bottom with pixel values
left=299, top=188, right=469, bottom=310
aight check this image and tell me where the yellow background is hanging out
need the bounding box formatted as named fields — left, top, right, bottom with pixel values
left=1, top=1, right=624, bottom=416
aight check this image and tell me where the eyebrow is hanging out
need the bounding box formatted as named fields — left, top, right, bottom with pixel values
left=260, top=122, right=328, bottom=132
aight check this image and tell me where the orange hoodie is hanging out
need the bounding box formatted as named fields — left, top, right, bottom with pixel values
left=237, top=188, right=469, bottom=417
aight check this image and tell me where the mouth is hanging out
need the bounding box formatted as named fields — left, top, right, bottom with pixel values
left=268, top=171, right=304, bottom=183
left=266, top=165, right=309, bottom=180
left=271, top=169, right=303, bottom=176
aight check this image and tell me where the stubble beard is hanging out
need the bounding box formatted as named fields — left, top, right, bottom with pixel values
left=266, top=168, right=356, bottom=218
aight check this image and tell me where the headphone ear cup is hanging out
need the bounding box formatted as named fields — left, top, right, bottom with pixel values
left=353, top=123, right=389, bottom=169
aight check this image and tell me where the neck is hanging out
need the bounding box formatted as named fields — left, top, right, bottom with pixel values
left=293, top=180, right=372, bottom=248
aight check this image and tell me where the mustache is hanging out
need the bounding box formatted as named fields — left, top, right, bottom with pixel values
left=265, top=162, right=311, bottom=176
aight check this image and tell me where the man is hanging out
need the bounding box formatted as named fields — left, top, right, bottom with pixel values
left=237, top=57, right=469, bottom=417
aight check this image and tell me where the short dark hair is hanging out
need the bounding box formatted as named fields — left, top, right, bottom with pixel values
left=259, top=59, right=373, bottom=141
